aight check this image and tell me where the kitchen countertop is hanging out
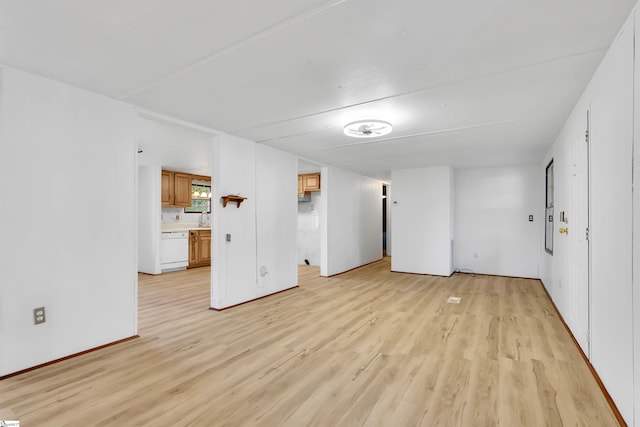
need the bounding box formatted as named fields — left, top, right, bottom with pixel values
left=161, top=228, right=211, bottom=233
left=162, top=223, right=211, bottom=233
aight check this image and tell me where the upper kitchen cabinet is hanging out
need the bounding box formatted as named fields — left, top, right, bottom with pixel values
left=162, top=170, right=192, bottom=208
left=161, top=170, right=173, bottom=206
left=299, top=173, right=321, bottom=194
left=173, top=173, right=192, bottom=207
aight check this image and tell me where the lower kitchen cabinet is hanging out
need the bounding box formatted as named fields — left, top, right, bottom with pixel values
left=189, top=229, right=211, bottom=268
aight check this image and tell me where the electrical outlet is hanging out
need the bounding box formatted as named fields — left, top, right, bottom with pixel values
left=33, top=307, right=46, bottom=325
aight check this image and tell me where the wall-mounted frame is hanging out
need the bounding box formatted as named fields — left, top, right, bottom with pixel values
left=545, top=159, right=554, bottom=254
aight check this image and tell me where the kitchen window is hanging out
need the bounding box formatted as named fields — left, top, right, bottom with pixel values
left=185, top=183, right=211, bottom=213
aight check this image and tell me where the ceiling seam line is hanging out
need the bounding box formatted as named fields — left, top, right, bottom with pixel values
left=119, top=0, right=349, bottom=100
left=234, top=47, right=608, bottom=134
left=330, top=146, right=552, bottom=166
left=260, top=113, right=565, bottom=149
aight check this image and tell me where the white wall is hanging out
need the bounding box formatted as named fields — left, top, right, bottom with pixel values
left=454, top=165, right=542, bottom=278
left=0, top=67, right=138, bottom=376
left=321, top=166, right=382, bottom=276
left=297, top=191, right=322, bottom=266
left=137, top=116, right=212, bottom=177
left=211, top=135, right=297, bottom=309
left=538, top=12, right=636, bottom=424
left=634, top=7, right=640, bottom=425
left=588, top=16, right=634, bottom=422
left=211, top=135, right=257, bottom=309
left=391, top=167, right=454, bottom=276
left=138, top=165, right=161, bottom=274
left=256, top=144, right=298, bottom=293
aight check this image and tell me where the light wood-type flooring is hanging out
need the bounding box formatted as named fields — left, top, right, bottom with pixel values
left=1, top=258, right=619, bottom=426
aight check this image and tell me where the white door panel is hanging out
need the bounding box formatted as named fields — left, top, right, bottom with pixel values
left=566, top=109, right=590, bottom=356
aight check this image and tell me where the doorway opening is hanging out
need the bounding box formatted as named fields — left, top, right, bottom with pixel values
left=297, top=160, right=323, bottom=277
left=383, top=184, right=388, bottom=257
left=136, top=113, right=214, bottom=320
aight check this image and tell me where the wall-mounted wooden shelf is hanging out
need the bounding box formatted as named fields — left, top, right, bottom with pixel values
left=221, top=195, right=247, bottom=208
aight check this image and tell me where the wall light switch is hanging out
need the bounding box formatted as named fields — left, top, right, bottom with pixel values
left=560, top=211, right=568, bottom=223
left=529, top=215, right=533, bottom=222
left=226, top=234, right=231, bottom=243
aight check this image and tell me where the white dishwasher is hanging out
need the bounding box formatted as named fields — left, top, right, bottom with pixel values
left=160, top=231, right=189, bottom=272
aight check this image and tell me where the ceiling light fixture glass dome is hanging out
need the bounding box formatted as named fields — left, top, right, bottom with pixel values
left=343, top=120, right=393, bottom=138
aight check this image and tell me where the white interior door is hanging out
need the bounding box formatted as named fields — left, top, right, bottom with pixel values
left=567, top=109, right=591, bottom=356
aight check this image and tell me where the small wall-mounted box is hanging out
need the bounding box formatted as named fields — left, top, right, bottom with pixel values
left=34, top=307, right=46, bottom=324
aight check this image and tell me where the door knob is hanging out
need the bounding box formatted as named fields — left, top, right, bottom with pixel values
left=559, top=227, right=568, bottom=234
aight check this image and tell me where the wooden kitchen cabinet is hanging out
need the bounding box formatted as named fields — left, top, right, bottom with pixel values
left=189, top=230, right=211, bottom=268
left=162, top=170, right=193, bottom=207
left=303, top=173, right=321, bottom=191
left=298, top=173, right=321, bottom=193
left=161, top=170, right=173, bottom=206
left=173, top=173, right=192, bottom=207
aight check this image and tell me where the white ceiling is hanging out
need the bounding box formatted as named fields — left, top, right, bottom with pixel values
left=1, top=0, right=636, bottom=180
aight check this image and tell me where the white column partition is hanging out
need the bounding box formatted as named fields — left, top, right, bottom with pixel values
left=391, top=166, right=454, bottom=276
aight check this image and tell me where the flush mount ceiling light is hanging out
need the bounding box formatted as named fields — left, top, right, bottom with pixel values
left=343, top=120, right=393, bottom=138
